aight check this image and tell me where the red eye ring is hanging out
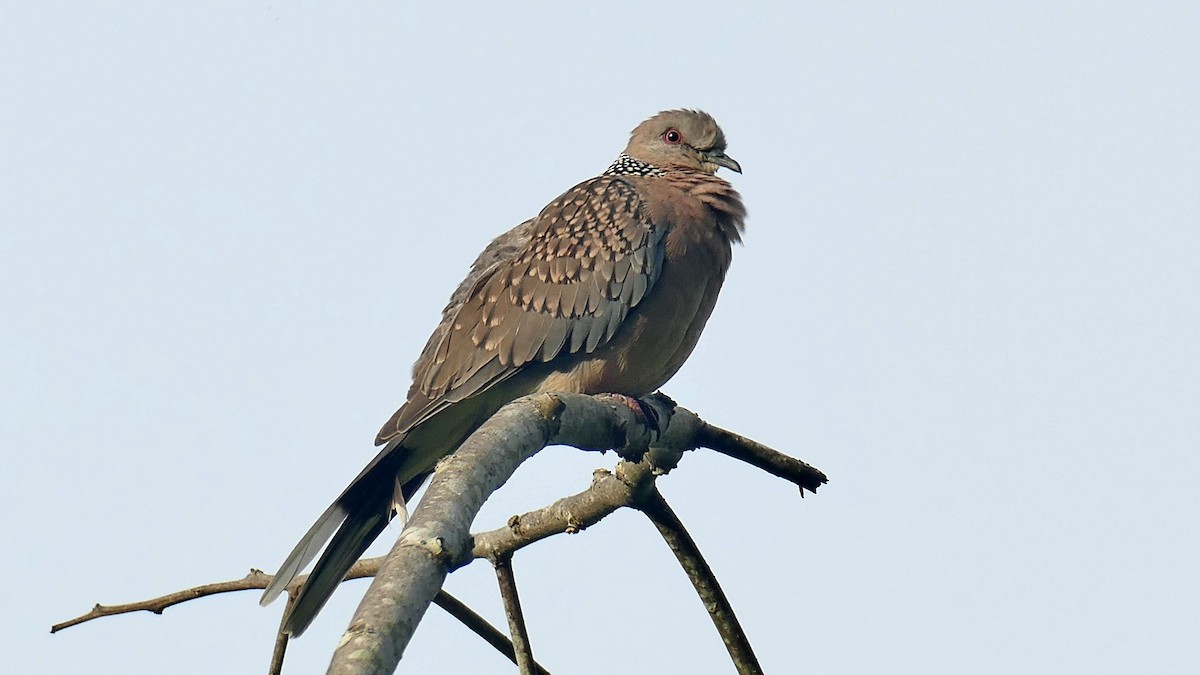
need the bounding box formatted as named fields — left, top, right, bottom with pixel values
left=663, top=129, right=682, bottom=144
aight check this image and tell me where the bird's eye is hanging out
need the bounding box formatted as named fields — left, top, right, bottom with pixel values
left=663, top=129, right=682, bottom=144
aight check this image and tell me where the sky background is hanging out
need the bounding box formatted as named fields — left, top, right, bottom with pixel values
left=4, top=2, right=1198, bottom=674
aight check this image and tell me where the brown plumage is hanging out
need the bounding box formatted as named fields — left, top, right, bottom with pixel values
left=261, top=109, right=746, bottom=635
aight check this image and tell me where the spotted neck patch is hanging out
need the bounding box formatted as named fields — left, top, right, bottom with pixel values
left=604, top=154, right=666, bottom=177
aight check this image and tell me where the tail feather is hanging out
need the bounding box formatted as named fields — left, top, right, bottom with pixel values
left=261, top=451, right=435, bottom=635
left=261, top=407, right=475, bottom=634
left=259, top=500, right=349, bottom=607
left=283, top=491, right=391, bottom=636
left=278, top=470, right=432, bottom=636
left=260, top=438, right=406, bottom=608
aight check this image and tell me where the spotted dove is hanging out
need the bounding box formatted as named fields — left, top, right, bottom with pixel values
left=261, top=109, right=747, bottom=636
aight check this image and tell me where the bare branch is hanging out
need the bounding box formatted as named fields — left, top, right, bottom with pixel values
left=51, top=563, right=551, bottom=675
left=327, top=393, right=676, bottom=674
left=635, top=488, right=764, bottom=675
left=50, top=569, right=276, bottom=633
left=268, top=593, right=297, bottom=675
left=494, top=556, right=536, bottom=675
left=470, top=463, right=652, bottom=563
left=55, top=392, right=825, bottom=675
left=433, top=592, right=552, bottom=675
left=697, top=422, right=828, bottom=494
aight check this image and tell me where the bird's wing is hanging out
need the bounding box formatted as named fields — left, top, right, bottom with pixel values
left=260, top=175, right=668, bottom=626
left=376, top=175, right=665, bottom=443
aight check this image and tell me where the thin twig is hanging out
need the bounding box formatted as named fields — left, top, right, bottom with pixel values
left=51, top=565, right=550, bottom=675
left=50, top=569, right=276, bottom=633
left=635, top=487, right=764, bottom=675
left=697, top=422, right=828, bottom=494
left=469, top=463, right=654, bottom=565
left=434, top=591, right=551, bottom=675
left=494, top=556, right=536, bottom=675
left=268, top=593, right=296, bottom=675
left=57, top=394, right=827, bottom=674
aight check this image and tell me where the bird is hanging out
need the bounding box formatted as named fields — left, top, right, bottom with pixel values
left=260, top=109, right=747, bottom=636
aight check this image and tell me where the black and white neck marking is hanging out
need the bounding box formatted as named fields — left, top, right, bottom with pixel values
left=604, top=154, right=667, bottom=177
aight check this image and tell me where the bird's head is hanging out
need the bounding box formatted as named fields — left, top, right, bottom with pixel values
left=624, top=109, right=741, bottom=175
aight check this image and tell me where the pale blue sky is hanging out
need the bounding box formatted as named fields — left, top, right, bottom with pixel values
left=4, top=2, right=1198, bottom=673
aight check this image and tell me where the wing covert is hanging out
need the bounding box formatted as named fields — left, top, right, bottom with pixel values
left=420, top=175, right=663, bottom=402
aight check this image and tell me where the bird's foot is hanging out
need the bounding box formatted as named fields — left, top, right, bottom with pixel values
left=607, top=393, right=663, bottom=434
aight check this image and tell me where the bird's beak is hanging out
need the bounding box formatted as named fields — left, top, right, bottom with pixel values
left=704, top=149, right=742, bottom=174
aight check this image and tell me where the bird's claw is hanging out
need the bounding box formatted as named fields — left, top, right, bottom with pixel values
left=608, top=393, right=663, bottom=435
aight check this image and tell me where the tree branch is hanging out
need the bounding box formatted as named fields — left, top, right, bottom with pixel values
left=50, top=566, right=552, bottom=675
left=494, top=556, right=536, bottom=675
left=635, top=487, right=763, bottom=675
left=432, top=591, right=552, bottom=675
left=696, top=422, right=827, bottom=494
left=50, top=569, right=276, bottom=633
left=469, top=463, right=654, bottom=564
left=268, top=593, right=298, bottom=675
left=54, top=392, right=825, bottom=675
left=326, top=392, right=669, bottom=674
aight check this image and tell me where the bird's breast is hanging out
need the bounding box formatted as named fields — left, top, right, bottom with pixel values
left=537, top=213, right=734, bottom=397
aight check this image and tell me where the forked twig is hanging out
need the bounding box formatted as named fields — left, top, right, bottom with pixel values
left=55, top=393, right=824, bottom=675
left=435, top=591, right=551, bottom=675
left=51, top=567, right=551, bottom=675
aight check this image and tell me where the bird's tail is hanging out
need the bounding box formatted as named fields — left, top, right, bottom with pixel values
left=259, top=439, right=430, bottom=637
